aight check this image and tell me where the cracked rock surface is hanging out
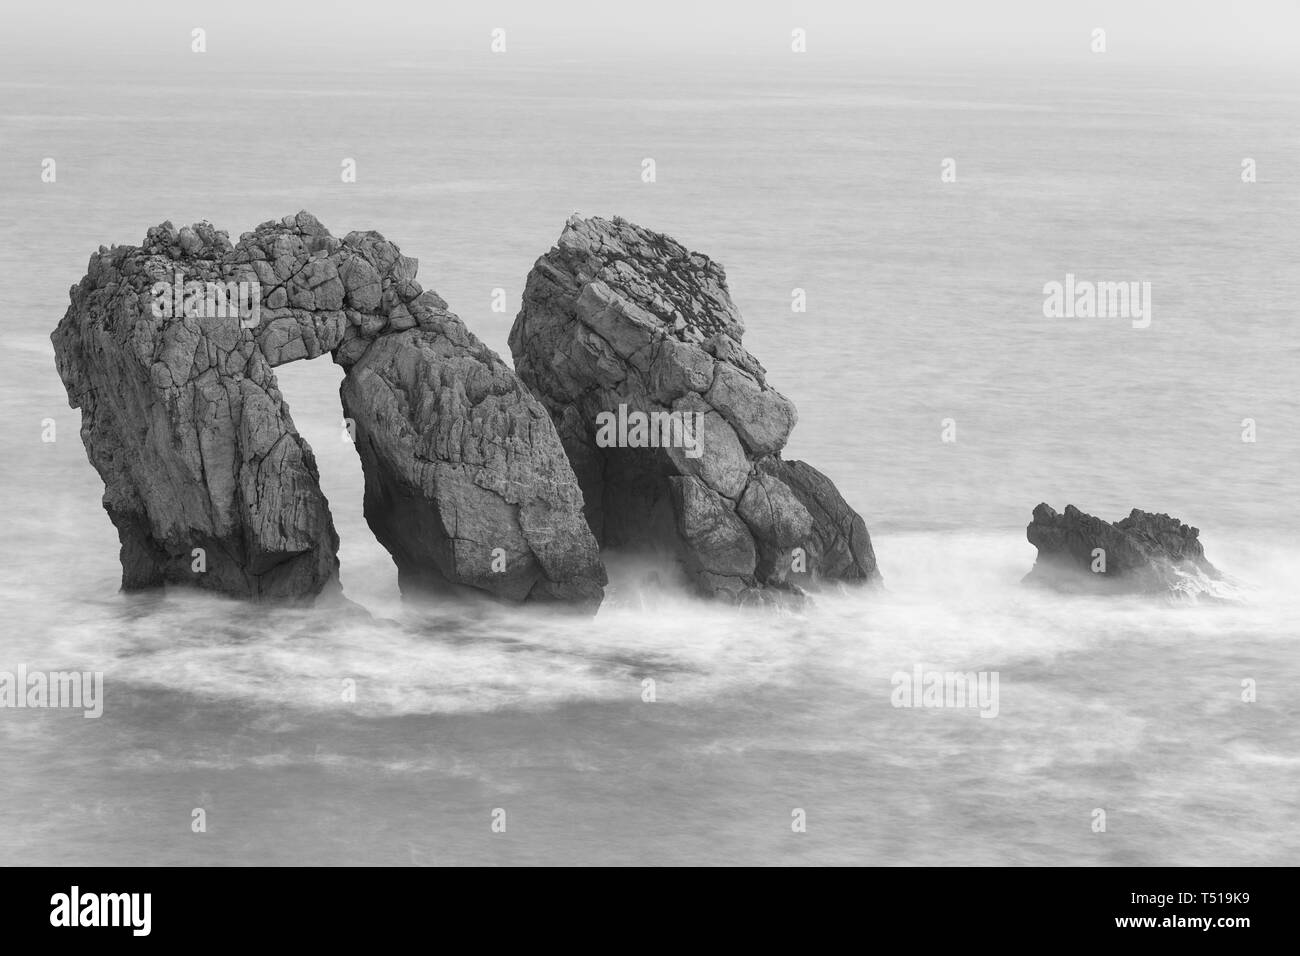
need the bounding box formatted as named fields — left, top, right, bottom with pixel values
left=53, top=212, right=605, bottom=608
left=510, top=215, right=879, bottom=601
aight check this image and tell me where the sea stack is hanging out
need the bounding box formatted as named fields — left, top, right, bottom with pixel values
left=509, top=215, right=880, bottom=602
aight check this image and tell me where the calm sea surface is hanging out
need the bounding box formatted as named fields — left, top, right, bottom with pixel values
left=1, top=53, right=1297, bottom=864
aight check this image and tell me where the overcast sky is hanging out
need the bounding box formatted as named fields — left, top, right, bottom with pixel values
left=1, top=1, right=1296, bottom=69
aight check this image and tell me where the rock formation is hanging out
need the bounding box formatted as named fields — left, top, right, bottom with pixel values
left=509, top=215, right=879, bottom=602
left=1023, top=503, right=1234, bottom=600
left=52, top=212, right=605, bottom=608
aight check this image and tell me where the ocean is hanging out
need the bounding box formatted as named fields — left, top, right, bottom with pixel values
left=1, top=49, right=1297, bottom=865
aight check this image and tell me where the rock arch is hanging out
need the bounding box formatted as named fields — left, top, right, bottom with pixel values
left=52, top=212, right=605, bottom=609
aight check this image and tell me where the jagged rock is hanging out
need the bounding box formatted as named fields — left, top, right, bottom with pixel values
left=341, top=326, right=603, bottom=606
left=52, top=212, right=605, bottom=608
left=755, top=458, right=877, bottom=589
left=510, top=214, right=880, bottom=601
left=51, top=220, right=340, bottom=601
left=1023, top=503, right=1235, bottom=600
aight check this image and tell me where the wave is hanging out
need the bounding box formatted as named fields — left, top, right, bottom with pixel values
left=0, top=530, right=1288, bottom=721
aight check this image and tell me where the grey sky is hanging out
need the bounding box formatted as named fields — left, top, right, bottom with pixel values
left=1, top=1, right=1296, bottom=69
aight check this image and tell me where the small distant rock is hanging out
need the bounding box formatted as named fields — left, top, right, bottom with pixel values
left=1023, top=503, right=1238, bottom=601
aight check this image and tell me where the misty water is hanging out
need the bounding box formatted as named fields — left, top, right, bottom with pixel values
left=1, top=52, right=1297, bottom=864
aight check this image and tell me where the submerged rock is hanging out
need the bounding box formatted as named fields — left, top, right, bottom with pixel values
left=1023, top=503, right=1236, bottom=600
left=52, top=212, right=605, bottom=608
left=509, top=215, right=879, bottom=601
